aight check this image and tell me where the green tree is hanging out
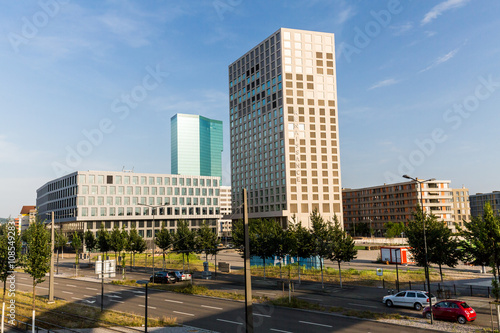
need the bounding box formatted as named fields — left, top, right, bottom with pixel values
left=110, top=226, right=126, bottom=261
left=155, top=222, right=173, bottom=269
left=310, top=209, right=331, bottom=289
left=70, top=231, right=82, bottom=265
left=97, top=224, right=111, bottom=257
left=385, top=221, right=405, bottom=239
left=84, top=230, right=97, bottom=264
left=290, top=217, right=314, bottom=283
left=0, top=224, right=21, bottom=306
left=327, top=215, right=357, bottom=288
left=127, top=228, right=146, bottom=269
left=195, top=222, right=219, bottom=262
left=24, top=216, right=51, bottom=313
left=173, top=220, right=196, bottom=272
left=405, top=207, right=461, bottom=282
left=271, top=220, right=297, bottom=280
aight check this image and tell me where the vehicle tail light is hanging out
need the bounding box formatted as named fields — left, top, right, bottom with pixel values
left=427, top=298, right=429, bottom=302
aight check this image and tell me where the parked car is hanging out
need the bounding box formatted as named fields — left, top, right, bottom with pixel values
left=382, top=290, right=437, bottom=311
left=150, top=271, right=176, bottom=284
left=173, top=271, right=192, bottom=282
left=423, top=300, right=476, bottom=324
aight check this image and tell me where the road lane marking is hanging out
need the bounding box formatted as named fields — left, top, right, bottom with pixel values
left=86, top=287, right=98, bottom=291
left=348, top=303, right=378, bottom=309
left=20, top=277, right=27, bottom=280
left=138, top=305, right=157, bottom=309
left=217, top=319, right=242, bottom=325
left=254, top=313, right=271, bottom=318
left=270, top=329, right=292, bottom=333
left=299, top=321, right=332, bottom=328
left=62, top=291, right=73, bottom=294
left=71, top=297, right=83, bottom=301
left=256, top=291, right=276, bottom=295
left=173, top=311, right=193, bottom=316
left=18, top=283, right=48, bottom=290
left=165, top=299, right=183, bottom=304
left=201, top=305, right=223, bottom=310
left=131, top=291, right=145, bottom=294
left=84, top=295, right=94, bottom=298
left=66, top=284, right=77, bottom=287
left=110, top=300, right=125, bottom=304
left=298, top=297, right=321, bottom=301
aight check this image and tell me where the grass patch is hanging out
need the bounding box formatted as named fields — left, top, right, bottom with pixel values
left=0, top=290, right=177, bottom=330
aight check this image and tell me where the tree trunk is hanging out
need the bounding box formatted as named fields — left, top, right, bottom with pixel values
left=297, top=257, right=301, bottom=284
left=162, top=251, right=166, bottom=270
left=439, top=264, right=443, bottom=282
left=279, top=257, right=282, bottom=280
left=320, top=258, right=324, bottom=289
left=182, top=253, right=185, bottom=273
left=32, top=280, right=36, bottom=331
left=338, top=261, right=343, bottom=288
left=263, top=257, right=266, bottom=279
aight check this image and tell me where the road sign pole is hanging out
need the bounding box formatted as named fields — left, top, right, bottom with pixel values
left=243, top=188, right=253, bottom=333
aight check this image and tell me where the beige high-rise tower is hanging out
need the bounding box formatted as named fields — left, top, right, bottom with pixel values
left=229, top=28, right=342, bottom=228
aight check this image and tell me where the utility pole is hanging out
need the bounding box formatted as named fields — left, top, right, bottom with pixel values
left=243, top=188, right=253, bottom=333
left=48, top=212, right=55, bottom=303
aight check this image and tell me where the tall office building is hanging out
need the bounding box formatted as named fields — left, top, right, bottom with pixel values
left=470, top=191, right=500, bottom=217
left=229, top=28, right=342, bottom=227
left=171, top=114, right=223, bottom=179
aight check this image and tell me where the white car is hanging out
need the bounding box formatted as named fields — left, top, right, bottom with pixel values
left=382, top=290, right=437, bottom=311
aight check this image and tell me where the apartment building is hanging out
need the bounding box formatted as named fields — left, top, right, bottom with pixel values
left=470, top=191, right=500, bottom=217
left=451, top=187, right=470, bottom=226
left=19, top=205, right=36, bottom=232
left=218, top=185, right=232, bottom=240
left=342, top=180, right=455, bottom=235
left=229, top=28, right=342, bottom=227
left=36, top=171, right=222, bottom=240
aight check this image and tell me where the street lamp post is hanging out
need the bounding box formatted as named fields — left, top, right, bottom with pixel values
left=403, top=175, right=434, bottom=324
left=138, top=203, right=166, bottom=279
left=48, top=212, right=55, bottom=303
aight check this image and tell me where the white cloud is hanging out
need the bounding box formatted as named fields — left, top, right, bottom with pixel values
left=425, top=30, right=437, bottom=37
left=390, top=22, right=413, bottom=36
left=335, top=6, right=356, bottom=26
left=368, top=78, right=399, bottom=90
left=421, top=0, right=470, bottom=26
left=419, top=48, right=459, bottom=73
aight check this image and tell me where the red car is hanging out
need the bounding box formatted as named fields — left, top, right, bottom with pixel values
left=422, top=300, right=476, bottom=324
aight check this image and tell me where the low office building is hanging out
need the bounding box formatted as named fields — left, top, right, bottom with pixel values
left=470, top=191, right=500, bottom=217
left=36, top=171, right=222, bottom=242
left=342, top=180, right=456, bottom=235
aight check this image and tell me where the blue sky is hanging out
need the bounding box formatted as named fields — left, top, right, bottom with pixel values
left=1, top=0, right=499, bottom=218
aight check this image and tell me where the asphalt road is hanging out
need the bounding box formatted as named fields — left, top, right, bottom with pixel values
left=12, top=271, right=443, bottom=333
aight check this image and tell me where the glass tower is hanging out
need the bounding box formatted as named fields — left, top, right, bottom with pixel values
left=171, top=114, right=223, bottom=179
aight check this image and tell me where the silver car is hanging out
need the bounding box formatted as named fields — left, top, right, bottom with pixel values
left=382, top=290, right=437, bottom=311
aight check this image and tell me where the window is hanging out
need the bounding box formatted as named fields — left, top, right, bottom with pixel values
left=106, top=175, right=113, bottom=184
left=124, top=176, right=130, bottom=184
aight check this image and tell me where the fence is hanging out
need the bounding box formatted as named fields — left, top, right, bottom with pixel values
left=382, top=279, right=493, bottom=298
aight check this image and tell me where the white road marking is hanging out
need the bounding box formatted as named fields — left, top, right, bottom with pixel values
left=110, top=300, right=125, bottom=304
left=62, top=291, right=73, bottom=295
left=256, top=291, right=276, bottom=295
left=18, top=283, right=48, bottom=290
left=71, top=297, right=83, bottom=301
left=217, top=319, right=242, bottom=325
left=298, top=297, right=321, bottom=301
left=20, top=277, right=27, bottom=280
left=86, top=287, right=98, bottom=291
left=165, top=299, right=183, bottom=304
left=66, top=284, right=77, bottom=287
left=132, top=291, right=145, bottom=294
left=270, top=329, right=293, bottom=333
left=254, top=313, right=271, bottom=318
left=83, top=295, right=94, bottom=298
left=173, top=311, right=194, bottom=316
left=348, top=303, right=378, bottom=309
left=201, top=305, right=223, bottom=310
left=299, top=321, right=332, bottom=328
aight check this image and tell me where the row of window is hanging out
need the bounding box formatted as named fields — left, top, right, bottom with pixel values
left=80, top=206, right=220, bottom=217
left=78, top=195, right=218, bottom=206
left=79, top=185, right=219, bottom=196
left=78, top=174, right=219, bottom=187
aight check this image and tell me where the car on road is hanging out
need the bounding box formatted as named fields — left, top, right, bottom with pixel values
left=150, top=271, right=177, bottom=284
left=423, top=300, right=476, bottom=324
left=382, top=290, right=437, bottom=311
left=173, top=271, right=192, bottom=282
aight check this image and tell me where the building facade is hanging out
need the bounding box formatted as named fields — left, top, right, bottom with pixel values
left=470, top=191, right=500, bottom=217
left=19, top=205, right=36, bottom=232
left=171, top=113, right=223, bottom=179
left=342, top=180, right=456, bottom=235
left=36, top=171, right=222, bottom=241
left=229, top=28, right=342, bottom=227
left=218, top=185, right=232, bottom=240
left=451, top=187, right=470, bottom=227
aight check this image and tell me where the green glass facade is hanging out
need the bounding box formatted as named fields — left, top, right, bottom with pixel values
left=171, top=114, right=223, bottom=179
